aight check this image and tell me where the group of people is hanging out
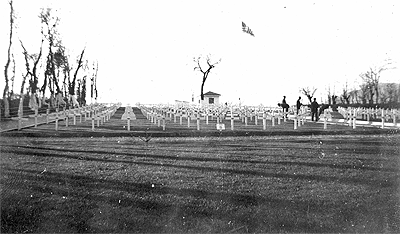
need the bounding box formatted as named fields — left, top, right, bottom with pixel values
left=280, top=96, right=328, bottom=122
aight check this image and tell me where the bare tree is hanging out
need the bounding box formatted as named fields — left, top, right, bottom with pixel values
left=340, top=82, right=351, bottom=104
left=79, top=60, right=89, bottom=106
left=77, top=75, right=87, bottom=106
left=81, top=75, right=87, bottom=105
left=331, top=94, right=338, bottom=106
left=359, top=83, right=369, bottom=104
left=194, top=55, right=221, bottom=101
left=91, top=61, right=98, bottom=103
left=359, top=60, right=395, bottom=104
left=53, top=44, right=69, bottom=97
left=19, top=39, right=44, bottom=110
left=325, top=86, right=332, bottom=104
left=68, top=48, right=85, bottom=107
left=10, top=53, right=15, bottom=98
left=3, top=0, right=14, bottom=118
left=300, top=87, right=317, bottom=104
left=349, top=89, right=359, bottom=104
left=381, top=83, right=399, bottom=104
left=94, top=64, right=98, bottom=102
left=19, top=41, right=32, bottom=117
left=40, top=8, right=62, bottom=107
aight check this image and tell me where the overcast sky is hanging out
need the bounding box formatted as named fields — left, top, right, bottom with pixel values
left=1, top=0, right=399, bottom=106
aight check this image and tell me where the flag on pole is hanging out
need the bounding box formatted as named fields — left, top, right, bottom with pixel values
left=242, top=22, right=255, bottom=37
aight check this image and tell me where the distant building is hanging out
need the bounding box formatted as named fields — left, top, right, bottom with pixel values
left=202, top=91, right=221, bottom=106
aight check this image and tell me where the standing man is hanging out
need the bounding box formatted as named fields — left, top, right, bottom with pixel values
left=282, top=96, right=289, bottom=117
left=296, top=96, right=302, bottom=115
left=311, top=98, right=319, bottom=121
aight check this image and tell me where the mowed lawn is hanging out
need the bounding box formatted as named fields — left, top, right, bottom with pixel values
left=1, top=134, right=399, bottom=233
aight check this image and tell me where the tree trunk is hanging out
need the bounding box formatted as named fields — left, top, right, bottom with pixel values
left=70, top=48, right=85, bottom=98
left=18, top=94, right=24, bottom=118
left=200, top=82, right=205, bottom=100
left=3, top=1, right=14, bottom=118
left=2, top=98, right=10, bottom=118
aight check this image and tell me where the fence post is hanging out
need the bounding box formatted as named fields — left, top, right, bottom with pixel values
left=230, top=107, right=234, bottom=131
left=348, top=109, right=353, bottom=127
left=367, top=108, right=371, bottom=122
left=255, top=110, right=258, bottom=125
left=174, top=110, right=177, bottom=123
left=162, top=115, right=166, bottom=131
left=187, top=115, right=191, bottom=128
left=206, top=112, right=209, bottom=125
left=197, top=112, right=200, bottom=130
left=277, top=112, right=281, bottom=125
left=294, top=114, right=298, bottom=130
left=323, top=111, right=327, bottom=130
left=46, top=109, right=50, bottom=124
left=18, top=114, right=22, bottom=131
left=283, top=109, right=287, bottom=122
left=91, top=116, right=95, bottom=131
left=381, top=109, right=385, bottom=129
left=271, top=114, right=275, bottom=127
left=262, top=112, right=266, bottom=130
left=65, top=111, right=69, bottom=127
left=298, top=114, right=302, bottom=127
left=179, top=111, right=183, bottom=125
left=34, top=107, right=38, bottom=128
left=55, top=109, right=59, bottom=131
left=96, top=114, right=99, bottom=127
left=127, top=115, right=131, bottom=131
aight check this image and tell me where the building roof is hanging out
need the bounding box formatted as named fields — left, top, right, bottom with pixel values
left=204, top=91, right=221, bottom=96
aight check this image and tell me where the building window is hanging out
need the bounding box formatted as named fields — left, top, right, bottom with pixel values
left=209, top=98, right=214, bottom=104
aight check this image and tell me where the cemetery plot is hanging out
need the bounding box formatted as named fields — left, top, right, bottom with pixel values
left=1, top=134, right=399, bottom=233
left=2, top=104, right=399, bottom=138
left=0, top=103, right=121, bottom=132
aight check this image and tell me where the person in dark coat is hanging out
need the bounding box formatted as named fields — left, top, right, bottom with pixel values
left=281, top=96, right=289, bottom=117
left=310, top=98, right=319, bottom=121
left=296, top=96, right=302, bottom=115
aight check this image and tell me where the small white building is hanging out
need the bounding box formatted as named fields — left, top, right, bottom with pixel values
left=202, top=91, right=221, bottom=106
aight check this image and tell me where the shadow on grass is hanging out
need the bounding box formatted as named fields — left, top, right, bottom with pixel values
left=3, top=144, right=400, bottom=175
left=1, top=147, right=399, bottom=194
left=2, top=167, right=399, bottom=233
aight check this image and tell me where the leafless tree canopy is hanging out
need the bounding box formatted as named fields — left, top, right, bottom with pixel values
left=359, top=60, right=396, bottom=104
left=194, top=55, right=221, bottom=100
left=300, top=87, right=317, bottom=104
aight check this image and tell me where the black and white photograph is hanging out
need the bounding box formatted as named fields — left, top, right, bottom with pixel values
left=1, top=0, right=399, bottom=233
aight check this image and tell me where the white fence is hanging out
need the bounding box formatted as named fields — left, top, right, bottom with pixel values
left=1, top=103, right=121, bottom=132
left=135, top=104, right=399, bottom=131
left=137, top=104, right=311, bottom=131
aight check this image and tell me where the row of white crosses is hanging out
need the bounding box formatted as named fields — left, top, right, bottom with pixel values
left=89, top=103, right=121, bottom=131
left=17, top=103, right=121, bottom=131
left=338, top=106, right=399, bottom=129
left=139, top=104, right=310, bottom=131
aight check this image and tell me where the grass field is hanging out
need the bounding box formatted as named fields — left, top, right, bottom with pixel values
left=1, top=133, right=399, bottom=233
